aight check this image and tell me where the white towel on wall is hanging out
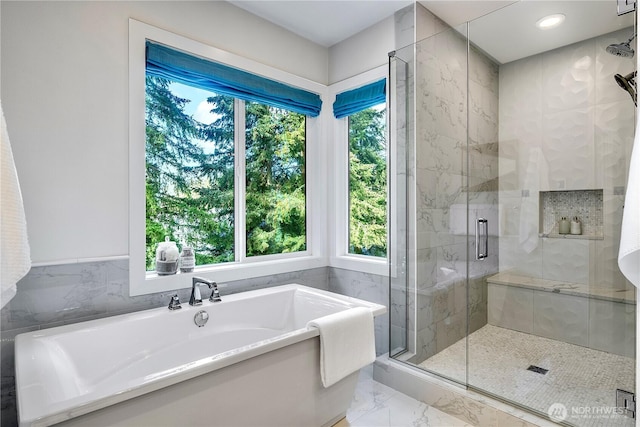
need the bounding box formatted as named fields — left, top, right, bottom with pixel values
left=1, top=101, right=31, bottom=308
left=307, top=307, right=375, bottom=388
left=618, top=119, right=640, bottom=288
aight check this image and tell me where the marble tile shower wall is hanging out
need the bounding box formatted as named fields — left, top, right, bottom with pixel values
left=0, top=261, right=388, bottom=426
left=412, top=19, right=499, bottom=366
left=388, top=3, right=448, bottom=357
left=499, top=28, right=636, bottom=290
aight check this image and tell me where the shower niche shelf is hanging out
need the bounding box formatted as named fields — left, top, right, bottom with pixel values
left=538, top=189, right=603, bottom=240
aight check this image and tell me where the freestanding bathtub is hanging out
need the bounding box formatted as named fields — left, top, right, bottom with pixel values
left=15, top=284, right=386, bottom=427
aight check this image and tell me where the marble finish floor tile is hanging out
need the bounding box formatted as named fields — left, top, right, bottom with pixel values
left=347, top=368, right=471, bottom=426
left=419, top=325, right=635, bottom=427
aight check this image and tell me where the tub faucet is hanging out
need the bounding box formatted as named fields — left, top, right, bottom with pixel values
left=168, top=294, right=182, bottom=310
left=189, top=277, right=221, bottom=305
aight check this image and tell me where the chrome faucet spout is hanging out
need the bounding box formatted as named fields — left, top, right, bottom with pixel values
left=189, top=277, right=221, bottom=305
left=190, top=277, right=213, bottom=306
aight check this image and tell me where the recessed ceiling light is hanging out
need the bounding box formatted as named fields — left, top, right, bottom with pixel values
left=536, top=14, right=566, bottom=30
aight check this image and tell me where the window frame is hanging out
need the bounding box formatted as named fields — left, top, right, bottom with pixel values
left=129, top=20, right=327, bottom=296
left=328, top=66, right=390, bottom=276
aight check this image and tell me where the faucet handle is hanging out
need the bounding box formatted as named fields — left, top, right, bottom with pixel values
left=168, top=294, right=182, bottom=310
left=209, top=283, right=222, bottom=303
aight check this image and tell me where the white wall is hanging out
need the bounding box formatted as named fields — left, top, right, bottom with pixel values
left=328, top=16, right=395, bottom=84
left=1, top=1, right=329, bottom=264
left=330, top=3, right=454, bottom=90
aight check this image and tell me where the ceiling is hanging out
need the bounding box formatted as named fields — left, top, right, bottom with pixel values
left=428, top=0, right=635, bottom=64
left=228, top=0, right=413, bottom=47
left=229, top=1, right=635, bottom=63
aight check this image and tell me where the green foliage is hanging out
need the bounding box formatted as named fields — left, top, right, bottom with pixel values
left=145, top=77, right=234, bottom=269
left=145, top=77, right=307, bottom=269
left=145, top=75, right=386, bottom=267
left=348, top=106, right=387, bottom=257
left=245, top=102, right=306, bottom=256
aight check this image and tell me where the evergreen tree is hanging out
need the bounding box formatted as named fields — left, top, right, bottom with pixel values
left=145, top=78, right=307, bottom=268
left=145, top=77, right=386, bottom=268
left=145, top=76, right=234, bottom=269
left=348, top=106, right=387, bottom=257
left=245, top=102, right=306, bottom=256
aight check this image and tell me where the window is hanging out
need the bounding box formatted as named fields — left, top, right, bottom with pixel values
left=129, top=21, right=326, bottom=295
left=245, top=102, right=306, bottom=257
left=348, top=104, right=387, bottom=257
left=145, top=76, right=307, bottom=271
left=332, top=76, right=388, bottom=263
left=130, top=21, right=388, bottom=294
left=145, top=78, right=236, bottom=270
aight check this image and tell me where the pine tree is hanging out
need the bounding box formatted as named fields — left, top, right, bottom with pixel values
left=145, top=77, right=386, bottom=267
left=348, top=107, right=387, bottom=257
left=145, top=76, right=234, bottom=269
left=245, top=102, right=306, bottom=256
left=145, top=78, right=307, bottom=268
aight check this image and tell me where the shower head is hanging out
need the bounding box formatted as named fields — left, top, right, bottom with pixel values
left=614, top=71, right=637, bottom=106
left=607, top=42, right=635, bottom=57
left=606, top=34, right=636, bottom=57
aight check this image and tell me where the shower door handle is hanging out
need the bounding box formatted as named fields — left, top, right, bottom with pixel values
left=475, top=218, right=488, bottom=260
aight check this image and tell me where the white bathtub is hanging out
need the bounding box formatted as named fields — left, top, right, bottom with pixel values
left=15, top=284, right=386, bottom=427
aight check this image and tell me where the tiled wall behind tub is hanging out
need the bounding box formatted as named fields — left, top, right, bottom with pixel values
left=329, top=268, right=389, bottom=356
left=0, top=260, right=330, bottom=332
left=0, top=261, right=391, bottom=426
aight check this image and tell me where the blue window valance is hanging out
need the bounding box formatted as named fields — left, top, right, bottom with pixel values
left=146, top=41, right=322, bottom=117
left=333, top=79, right=386, bottom=119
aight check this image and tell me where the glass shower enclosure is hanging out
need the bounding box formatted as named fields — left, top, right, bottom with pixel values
left=389, top=3, right=637, bottom=426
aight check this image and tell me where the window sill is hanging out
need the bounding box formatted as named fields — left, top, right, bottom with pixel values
left=329, top=254, right=389, bottom=277
left=130, top=255, right=327, bottom=296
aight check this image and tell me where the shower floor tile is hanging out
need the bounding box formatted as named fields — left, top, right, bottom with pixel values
left=419, top=325, right=635, bottom=427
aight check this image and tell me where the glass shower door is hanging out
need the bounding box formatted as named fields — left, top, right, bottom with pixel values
left=389, top=23, right=472, bottom=385
left=388, top=45, right=411, bottom=359
left=467, top=3, right=637, bottom=425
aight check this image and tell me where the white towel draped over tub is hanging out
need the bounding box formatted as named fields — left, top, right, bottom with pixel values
left=307, top=306, right=376, bottom=388
left=1, top=101, right=31, bottom=308
left=619, top=119, right=640, bottom=288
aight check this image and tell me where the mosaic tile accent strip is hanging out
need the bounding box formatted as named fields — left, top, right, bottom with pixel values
left=539, top=189, right=604, bottom=239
